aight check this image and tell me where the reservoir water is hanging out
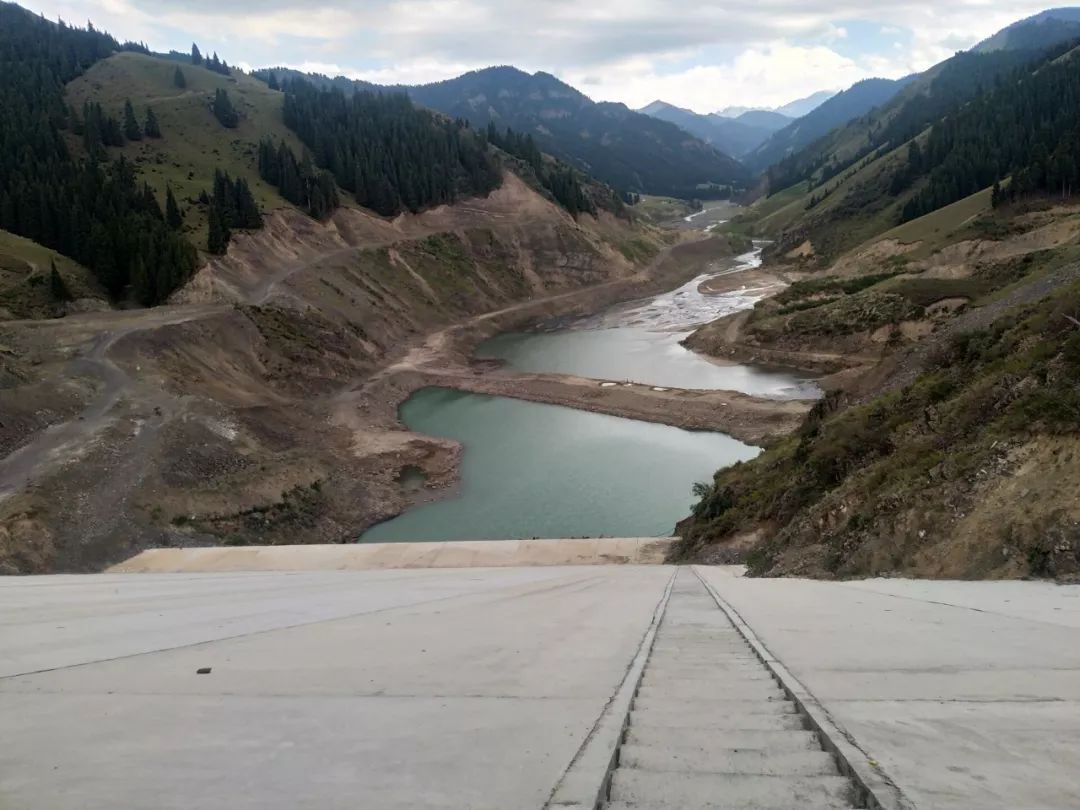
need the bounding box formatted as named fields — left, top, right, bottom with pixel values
left=476, top=246, right=820, bottom=399
left=360, top=242, right=817, bottom=543
left=360, top=388, right=760, bottom=542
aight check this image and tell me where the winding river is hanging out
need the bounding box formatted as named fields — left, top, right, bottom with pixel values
left=360, top=243, right=818, bottom=543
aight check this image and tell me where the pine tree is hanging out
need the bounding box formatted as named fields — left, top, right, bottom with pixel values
left=207, top=203, right=228, bottom=254
left=267, top=72, right=279, bottom=91
left=123, top=99, right=142, bottom=141
left=49, top=260, right=72, bottom=302
left=191, top=43, right=202, bottom=65
left=174, top=66, right=186, bottom=89
left=212, top=88, right=239, bottom=128
left=165, top=186, right=183, bottom=229
left=143, top=107, right=161, bottom=138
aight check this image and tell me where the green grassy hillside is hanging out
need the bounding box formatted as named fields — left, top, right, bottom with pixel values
left=0, top=230, right=105, bottom=318
left=64, top=52, right=307, bottom=245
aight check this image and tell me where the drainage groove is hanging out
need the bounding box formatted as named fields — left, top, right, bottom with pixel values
left=602, top=567, right=866, bottom=809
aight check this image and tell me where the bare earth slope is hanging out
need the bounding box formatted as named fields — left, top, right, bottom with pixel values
left=0, top=170, right=757, bottom=574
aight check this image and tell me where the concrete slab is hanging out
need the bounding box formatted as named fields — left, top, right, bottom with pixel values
left=6, top=565, right=1080, bottom=810
left=0, top=566, right=672, bottom=810
left=108, top=538, right=676, bottom=573
left=697, top=567, right=1080, bottom=810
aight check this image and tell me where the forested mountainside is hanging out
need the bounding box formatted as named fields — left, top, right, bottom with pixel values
left=745, top=77, right=915, bottom=173
left=735, top=36, right=1080, bottom=267
left=901, top=45, right=1080, bottom=219
left=975, top=7, right=1080, bottom=51
left=0, top=2, right=196, bottom=305
left=677, top=16, right=1080, bottom=580
left=257, top=66, right=750, bottom=199
left=278, top=79, right=501, bottom=217
left=0, top=4, right=625, bottom=319
left=764, top=47, right=1057, bottom=197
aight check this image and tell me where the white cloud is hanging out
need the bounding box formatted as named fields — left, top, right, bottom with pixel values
left=564, top=43, right=883, bottom=112
left=18, top=0, right=1061, bottom=109
left=280, top=59, right=483, bottom=87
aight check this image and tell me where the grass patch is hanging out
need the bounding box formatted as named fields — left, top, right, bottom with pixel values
left=752, top=290, right=923, bottom=339
left=871, top=186, right=993, bottom=259
left=889, top=277, right=990, bottom=307
left=65, top=52, right=307, bottom=248
left=633, top=195, right=695, bottom=224
left=618, top=237, right=661, bottom=263
left=774, top=271, right=904, bottom=307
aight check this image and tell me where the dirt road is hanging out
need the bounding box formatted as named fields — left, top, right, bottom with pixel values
left=0, top=306, right=224, bottom=502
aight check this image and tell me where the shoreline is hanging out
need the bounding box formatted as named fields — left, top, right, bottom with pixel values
left=341, top=235, right=817, bottom=537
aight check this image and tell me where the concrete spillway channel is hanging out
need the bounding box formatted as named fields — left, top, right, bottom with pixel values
left=604, top=569, right=866, bottom=809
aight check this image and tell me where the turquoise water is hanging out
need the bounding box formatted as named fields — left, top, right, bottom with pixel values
left=477, top=326, right=818, bottom=398
left=476, top=245, right=820, bottom=399
left=360, top=388, right=760, bottom=542
left=362, top=243, right=817, bottom=543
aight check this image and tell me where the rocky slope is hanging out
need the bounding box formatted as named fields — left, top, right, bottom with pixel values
left=675, top=196, right=1080, bottom=580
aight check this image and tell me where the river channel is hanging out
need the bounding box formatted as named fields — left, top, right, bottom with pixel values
left=360, top=243, right=817, bottom=542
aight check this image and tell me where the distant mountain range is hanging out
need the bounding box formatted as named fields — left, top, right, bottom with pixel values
left=716, top=90, right=837, bottom=121
left=637, top=100, right=790, bottom=158
left=262, top=65, right=750, bottom=198
left=743, top=77, right=916, bottom=172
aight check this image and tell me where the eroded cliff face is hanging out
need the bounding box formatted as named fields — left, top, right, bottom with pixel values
left=2, top=173, right=740, bottom=574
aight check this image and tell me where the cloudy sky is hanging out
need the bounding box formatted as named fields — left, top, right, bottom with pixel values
left=23, top=0, right=1053, bottom=112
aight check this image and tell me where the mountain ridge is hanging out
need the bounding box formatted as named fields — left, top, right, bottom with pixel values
left=636, top=99, right=788, bottom=158
left=258, top=65, right=749, bottom=198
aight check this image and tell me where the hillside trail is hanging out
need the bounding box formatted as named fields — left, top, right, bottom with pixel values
left=0, top=305, right=222, bottom=502
left=249, top=245, right=360, bottom=305
left=0, top=216, right=369, bottom=501
left=0, top=226, right=716, bottom=506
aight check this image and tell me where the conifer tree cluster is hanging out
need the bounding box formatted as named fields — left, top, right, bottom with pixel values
left=765, top=49, right=1054, bottom=197
left=75, top=98, right=162, bottom=153
left=190, top=42, right=230, bottom=75
left=257, top=139, right=339, bottom=220
left=78, top=101, right=125, bottom=155
left=0, top=5, right=196, bottom=305
left=212, top=88, right=239, bottom=128
left=485, top=124, right=595, bottom=216
left=205, top=52, right=230, bottom=76
left=174, top=66, right=186, bottom=89
left=119, top=40, right=150, bottom=55
left=205, top=170, right=262, bottom=254
left=902, top=46, right=1080, bottom=220
left=281, top=79, right=501, bottom=216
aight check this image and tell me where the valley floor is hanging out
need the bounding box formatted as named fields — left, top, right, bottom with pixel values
left=2, top=565, right=1077, bottom=809
left=0, top=195, right=789, bottom=572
